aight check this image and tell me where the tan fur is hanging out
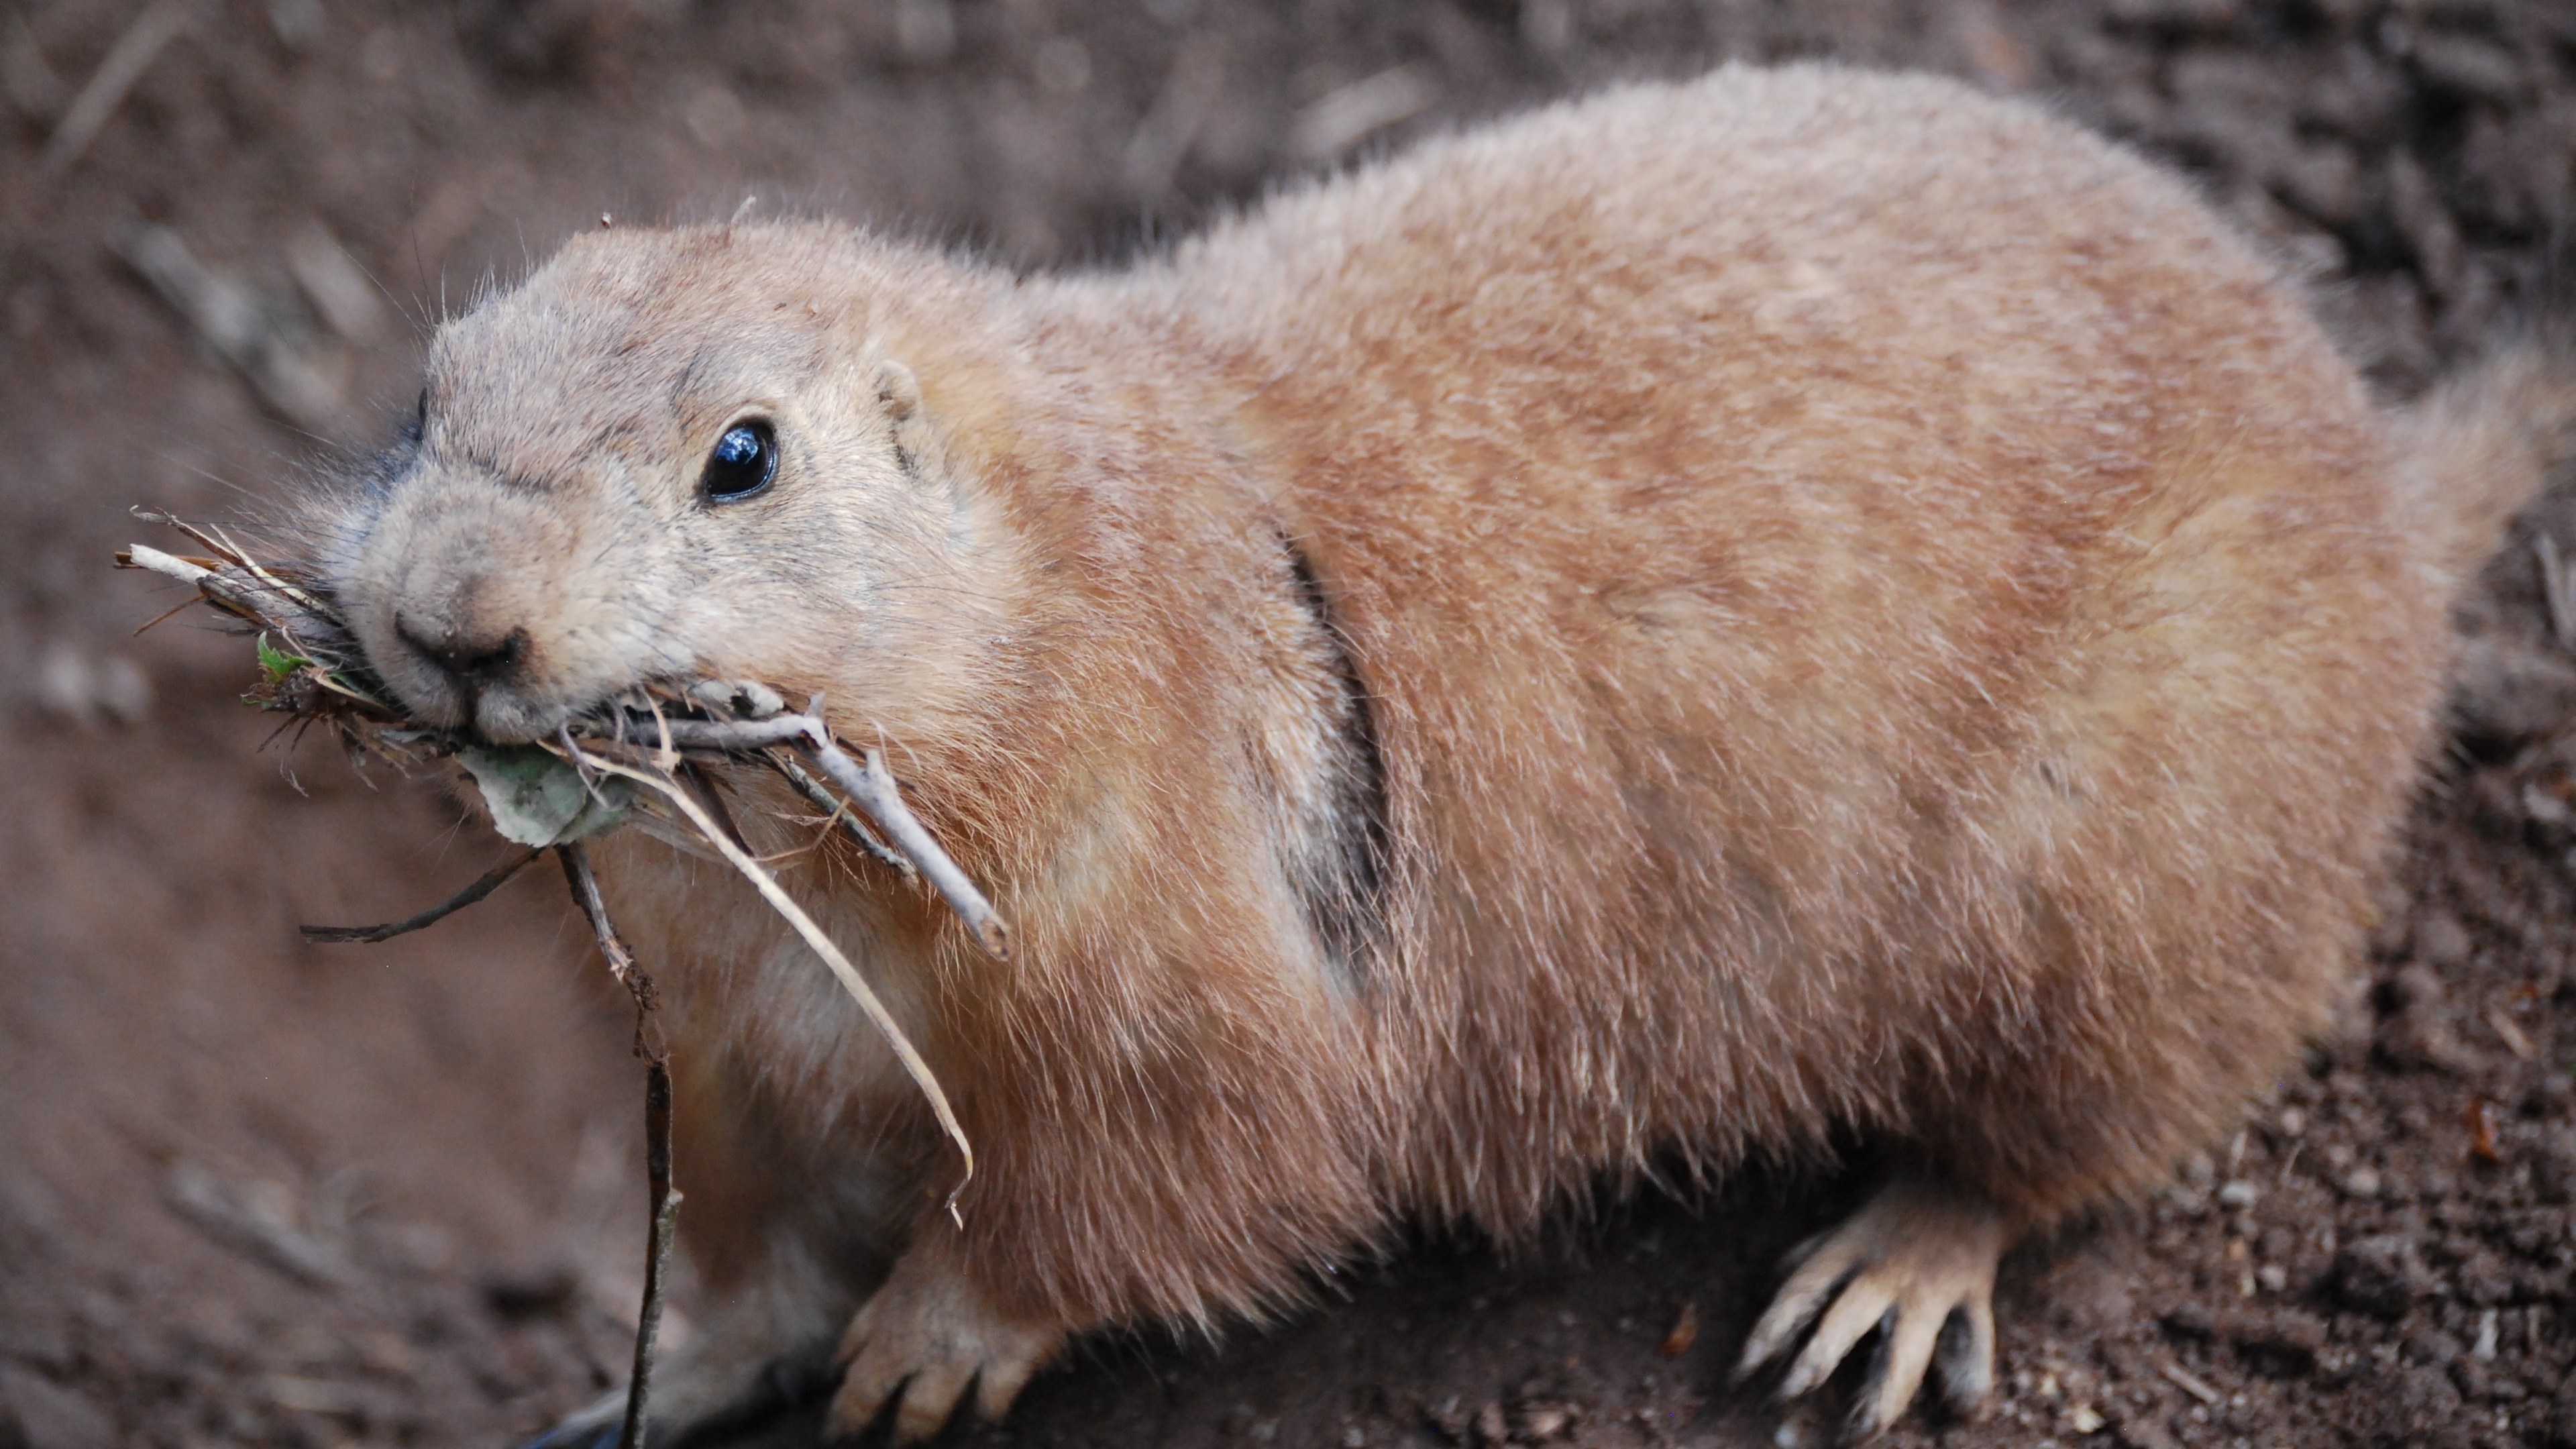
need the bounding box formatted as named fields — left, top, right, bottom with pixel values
left=313, top=65, right=2565, bottom=1438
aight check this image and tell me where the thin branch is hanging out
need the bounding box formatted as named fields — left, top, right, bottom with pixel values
left=131, top=592, right=207, bottom=636
left=557, top=843, right=659, bottom=1044
left=767, top=751, right=915, bottom=878
left=623, top=714, right=813, bottom=750
left=299, top=847, right=542, bottom=944
left=557, top=845, right=679, bottom=1449
left=118, top=541, right=214, bottom=586
left=202, top=519, right=331, bottom=615
left=798, top=736, right=1012, bottom=962
left=625, top=1058, right=680, bottom=1449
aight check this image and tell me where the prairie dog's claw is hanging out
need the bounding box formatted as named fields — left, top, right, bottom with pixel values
left=1735, top=1176, right=2004, bottom=1437
left=827, top=1242, right=1065, bottom=1444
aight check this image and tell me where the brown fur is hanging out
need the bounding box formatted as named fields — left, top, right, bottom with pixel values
left=313, top=65, right=2565, bottom=1438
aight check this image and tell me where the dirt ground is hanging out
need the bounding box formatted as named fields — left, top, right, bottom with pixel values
left=3, top=1, right=2575, bottom=1446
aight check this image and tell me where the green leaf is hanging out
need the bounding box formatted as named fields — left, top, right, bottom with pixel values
left=256, top=633, right=311, bottom=684
left=457, top=745, right=633, bottom=847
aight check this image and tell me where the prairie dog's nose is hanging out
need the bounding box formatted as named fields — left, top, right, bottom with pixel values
left=397, top=614, right=530, bottom=689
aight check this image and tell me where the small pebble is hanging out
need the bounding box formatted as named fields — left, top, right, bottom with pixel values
left=1516, top=1403, right=1573, bottom=1440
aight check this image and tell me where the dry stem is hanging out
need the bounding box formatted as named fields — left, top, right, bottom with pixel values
left=560, top=844, right=678, bottom=1449
left=796, top=737, right=1012, bottom=963
left=299, top=847, right=542, bottom=945
left=769, top=753, right=914, bottom=877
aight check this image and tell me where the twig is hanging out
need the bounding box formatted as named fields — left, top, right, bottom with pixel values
left=767, top=752, right=914, bottom=877
left=130, top=592, right=207, bottom=637
left=624, top=714, right=812, bottom=750
left=2160, top=1360, right=2222, bottom=1407
left=42, top=0, right=187, bottom=175
left=202, top=519, right=331, bottom=616
left=167, top=1161, right=344, bottom=1287
left=798, top=737, right=1012, bottom=961
left=561, top=720, right=604, bottom=796
left=2487, top=1004, right=2536, bottom=1061
left=558, top=844, right=661, bottom=1048
left=119, top=541, right=213, bottom=586
left=625, top=1055, right=680, bottom=1449
left=647, top=694, right=678, bottom=773
left=119, top=543, right=360, bottom=669
left=558, top=845, right=678, bottom=1449
left=570, top=745, right=977, bottom=1226
left=299, top=847, right=541, bottom=944
left=111, top=221, right=350, bottom=433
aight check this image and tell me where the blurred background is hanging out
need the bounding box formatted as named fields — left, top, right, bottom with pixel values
left=2, top=3, right=2574, bottom=1446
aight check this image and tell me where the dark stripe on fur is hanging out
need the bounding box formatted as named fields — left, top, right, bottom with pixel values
left=1281, top=535, right=1391, bottom=987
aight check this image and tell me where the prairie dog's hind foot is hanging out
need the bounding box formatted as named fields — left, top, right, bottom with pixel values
left=827, top=1235, right=1067, bottom=1444
left=1734, top=1175, right=2006, bottom=1438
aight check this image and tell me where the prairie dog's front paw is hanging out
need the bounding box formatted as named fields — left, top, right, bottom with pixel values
left=827, top=1238, right=1066, bottom=1444
left=1734, top=1175, right=2006, bottom=1437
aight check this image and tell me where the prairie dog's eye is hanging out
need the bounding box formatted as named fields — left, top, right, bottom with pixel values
left=702, top=420, right=778, bottom=503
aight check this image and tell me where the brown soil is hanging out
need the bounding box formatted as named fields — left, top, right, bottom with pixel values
left=3, top=3, right=2574, bottom=1447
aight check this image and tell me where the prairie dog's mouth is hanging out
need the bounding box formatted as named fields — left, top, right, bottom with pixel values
left=431, top=676, right=757, bottom=751
left=521, top=684, right=788, bottom=761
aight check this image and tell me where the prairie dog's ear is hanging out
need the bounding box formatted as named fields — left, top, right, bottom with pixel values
left=874, top=358, right=923, bottom=421
left=872, top=358, right=945, bottom=479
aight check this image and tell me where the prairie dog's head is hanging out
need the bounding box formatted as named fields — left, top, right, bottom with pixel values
left=317, top=223, right=1021, bottom=744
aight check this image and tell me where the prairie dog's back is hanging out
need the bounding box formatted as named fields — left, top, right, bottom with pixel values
left=1136, top=66, right=2436, bottom=1230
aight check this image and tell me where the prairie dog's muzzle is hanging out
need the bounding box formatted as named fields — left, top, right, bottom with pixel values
left=343, top=470, right=651, bottom=743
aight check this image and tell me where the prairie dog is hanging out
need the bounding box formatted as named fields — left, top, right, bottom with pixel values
left=315, top=65, right=2569, bottom=1442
